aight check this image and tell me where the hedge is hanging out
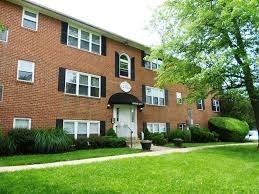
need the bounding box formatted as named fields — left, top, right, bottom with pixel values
left=209, top=117, right=249, bottom=142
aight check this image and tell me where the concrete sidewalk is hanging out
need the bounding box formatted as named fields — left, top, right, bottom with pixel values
left=0, top=142, right=256, bottom=173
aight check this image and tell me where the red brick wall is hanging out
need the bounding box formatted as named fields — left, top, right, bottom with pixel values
left=0, top=1, right=219, bottom=134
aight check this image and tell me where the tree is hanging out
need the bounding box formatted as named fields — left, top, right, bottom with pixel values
left=150, top=0, right=259, bottom=147
left=220, top=90, right=255, bottom=129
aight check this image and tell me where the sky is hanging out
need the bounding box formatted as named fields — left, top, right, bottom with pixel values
left=31, top=0, right=164, bottom=46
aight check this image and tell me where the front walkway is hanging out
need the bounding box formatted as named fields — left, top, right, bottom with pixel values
left=0, top=142, right=256, bottom=173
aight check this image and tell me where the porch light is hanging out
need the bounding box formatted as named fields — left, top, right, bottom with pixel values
left=107, top=104, right=111, bottom=109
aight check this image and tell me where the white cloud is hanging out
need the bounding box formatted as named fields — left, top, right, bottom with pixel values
left=31, top=0, right=163, bottom=46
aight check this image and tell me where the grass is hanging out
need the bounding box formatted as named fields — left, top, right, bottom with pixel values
left=166, top=141, right=238, bottom=148
left=0, top=145, right=258, bottom=193
left=0, top=148, right=141, bottom=166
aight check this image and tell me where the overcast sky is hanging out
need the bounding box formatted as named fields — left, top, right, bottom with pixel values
left=31, top=0, right=164, bottom=46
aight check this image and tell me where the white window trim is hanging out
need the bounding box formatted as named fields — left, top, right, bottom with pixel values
left=197, top=99, right=204, bottom=110
left=17, top=60, right=35, bottom=83
left=64, top=69, right=101, bottom=99
left=212, top=99, right=220, bottom=112
left=176, top=92, right=183, bottom=104
left=0, top=85, right=3, bottom=102
left=21, top=8, right=39, bottom=31
left=144, top=57, right=162, bottom=71
left=147, top=122, right=166, bottom=133
left=13, top=118, right=32, bottom=129
left=145, top=86, right=166, bottom=107
left=0, top=28, right=9, bottom=43
left=67, top=24, right=102, bottom=55
left=63, top=120, right=100, bottom=139
left=119, top=53, right=131, bottom=79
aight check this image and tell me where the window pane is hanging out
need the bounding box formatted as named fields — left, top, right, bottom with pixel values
left=91, top=87, right=99, bottom=97
left=15, top=119, right=30, bottom=129
left=69, top=26, right=78, bottom=37
left=91, top=43, right=100, bottom=53
left=81, top=31, right=89, bottom=40
left=79, top=85, right=88, bottom=96
left=159, top=98, right=165, bottom=105
left=25, top=11, right=37, bottom=18
left=147, top=124, right=153, bottom=132
left=18, top=71, right=32, bottom=81
left=66, top=71, right=77, bottom=83
left=19, top=61, right=33, bottom=72
left=68, top=36, right=78, bottom=47
left=65, top=83, right=76, bottom=94
left=63, top=122, right=74, bottom=134
left=120, top=61, right=128, bottom=69
left=23, top=19, right=36, bottom=30
left=0, top=86, right=3, bottom=101
left=80, top=40, right=89, bottom=50
left=145, top=61, right=151, bottom=69
left=146, top=96, right=152, bottom=104
left=152, top=62, right=157, bottom=69
left=91, top=77, right=99, bottom=87
left=153, top=124, right=159, bottom=133
left=0, top=29, right=7, bottom=42
left=120, top=55, right=128, bottom=61
left=89, top=123, right=99, bottom=134
left=153, top=97, right=159, bottom=105
left=78, top=123, right=87, bottom=134
left=159, top=124, right=166, bottom=132
left=146, top=88, right=152, bottom=95
left=92, top=34, right=100, bottom=44
left=120, top=69, right=129, bottom=77
left=79, top=74, right=88, bottom=85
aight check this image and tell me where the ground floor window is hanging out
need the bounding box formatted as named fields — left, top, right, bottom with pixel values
left=63, top=120, right=100, bottom=139
left=146, top=122, right=166, bottom=133
left=13, top=118, right=31, bottom=129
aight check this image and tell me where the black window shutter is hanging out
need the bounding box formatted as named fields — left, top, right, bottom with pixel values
left=203, top=100, right=205, bottom=110
left=101, top=36, right=107, bottom=56
left=141, top=51, right=145, bottom=67
left=165, top=89, right=169, bottom=105
left=166, top=122, right=170, bottom=135
left=56, top=119, right=63, bottom=129
left=131, top=57, right=135, bottom=81
left=211, top=99, right=215, bottom=111
left=115, top=52, right=119, bottom=77
left=100, top=121, right=106, bottom=136
left=61, top=22, right=68, bottom=45
left=58, top=67, right=66, bottom=92
left=197, top=101, right=200, bottom=110
left=142, top=85, right=146, bottom=103
left=101, top=76, right=106, bottom=97
left=143, top=122, right=147, bottom=130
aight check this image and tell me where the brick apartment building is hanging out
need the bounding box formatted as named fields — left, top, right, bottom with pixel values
left=0, top=0, right=220, bottom=139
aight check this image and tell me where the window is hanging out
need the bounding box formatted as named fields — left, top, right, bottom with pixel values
left=145, top=86, right=165, bottom=106
left=197, top=100, right=205, bottom=110
left=0, top=85, right=3, bottom=102
left=0, top=28, right=8, bottom=42
left=17, top=60, right=35, bottom=83
left=13, top=118, right=31, bottom=129
left=212, top=99, right=220, bottom=112
left=176, top=92, right=182, bottom=104
left=144, top=58, right=162, bottom=71
left=63, top=120, right=100, bottom=139
left=177, top=123, right=186, bottom=130
left=147, top=123, right=166, bottom=133
left=67, top=25, right=101, bottom=54
left=119, top=54, right=130, bottom=78
left=22, top=9, right=38, bottom=31
left=65, top=70, right=100, bottom=98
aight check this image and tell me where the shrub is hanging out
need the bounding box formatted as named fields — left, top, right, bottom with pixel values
left=0, top=132, right=16, bottom=156
left=104, top=137, right=126, bottom=148
left=190, top=127, right=216, bottom=143
left=143, top=128, right=152, bottom=140
left=74, top=138, right=89, bottom=150
left=209, top=117, right=249, bottom=142
left=173, top=138, right=183, bottom=148
left=106, top=128, right=117, bottom=137
left=88, top=136, right=106, bottom=148
left=34, top=128, right=73, bottom=154
left=151, top=133, right=168, bottom=146
left=168, top=129, right=191, bottom=143
left=8, top=129, right=35, bottom=154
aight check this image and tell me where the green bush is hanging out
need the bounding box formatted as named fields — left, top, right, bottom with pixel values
left=74, top=138, right=89, bottom=150
left=151, top=133, right=168, bottom=146
left=34, top=128, right=73, bottom=154
left=168, top=129, right=191, bottom=143
left=0, top=133, right=16, bottom=156
left=209, top=117, right=249, bottom=142
left=104, top=137, right=126, bottom=148
left=8, top=129, right=35, bottom=154
left=190, top=127, right=216, bottom=143
left=106, top=128, right=117, bottom=137
left=143, top=128, right=152, bottom=140
left=173, top=138, right=183, bottom=148
left=88, top=136, right=106, bottom=148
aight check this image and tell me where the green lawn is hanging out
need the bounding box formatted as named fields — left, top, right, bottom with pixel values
left=0, top=148, right=141, bottom=166
left=0, top=145, right=258, bottom=193
left=166, top=142, right=238, bottom=148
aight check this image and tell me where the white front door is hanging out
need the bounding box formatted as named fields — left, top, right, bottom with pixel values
left=113, top=105, right=137, bottom=138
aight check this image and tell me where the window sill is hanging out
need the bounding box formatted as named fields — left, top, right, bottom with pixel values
left=17, top=80, right=34, bottom=84
left=21, top=26, right=38, bottom=32
left=118, top=76, right=131, bottom=80
left=64, top=93, right=101, bottom=100
left=0, top=40, right=8, bottom=44
left=66, top=44, right=102, bottom=57
left=145, top=103, right=166, bottom=107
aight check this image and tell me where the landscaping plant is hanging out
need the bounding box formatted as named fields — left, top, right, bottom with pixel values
left=190, top=127, right=216, bottom=143
left=168, top=129, right=191, bottom=143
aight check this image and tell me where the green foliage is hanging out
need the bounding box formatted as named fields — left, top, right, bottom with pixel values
left=8, top=129, right=35, bottom=154
left=0, top=133, right=16, bottom=156
left=172, top=138, right=183, bottom=148
left=209, top=117, right=249, bottom=142
left=143, top=128, right=152, bottom=140
left=190, top=127, right=216, bottom=143
left=34, top=128, right=73, bottom=154
left=106, top=128, right=117, bottom=137
left=74, top=138, right=89, bottom=150
left=168, top=129, right=191, bottom=143
left=221, top=90, right=256, bottom=129
left=88, top=136, right=126, bottom=149
left=143, top=128, right=168, bottom=145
